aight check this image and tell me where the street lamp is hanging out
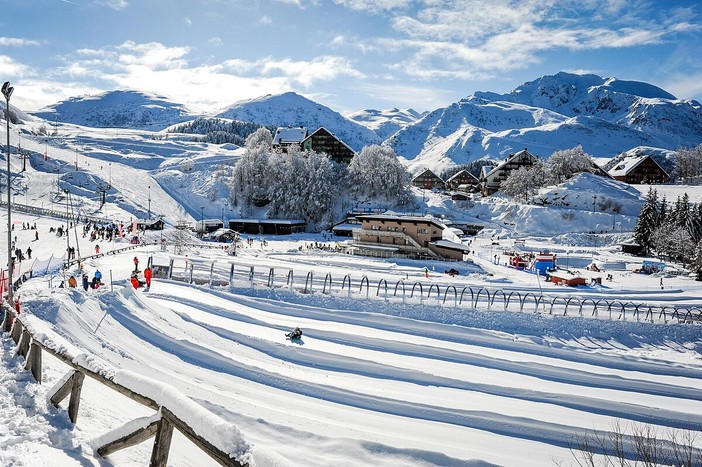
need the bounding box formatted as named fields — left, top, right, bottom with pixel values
left=3, top=81, right=14, bottom=301
left=108, top=163, right=112, bottom=188
left=148, top=185, right=151, bottom=220
left=200, top=206, right=204, bottom=238
left=64, top=189, right=71, bottom=258
left=592, top=194, right=597, bottom=213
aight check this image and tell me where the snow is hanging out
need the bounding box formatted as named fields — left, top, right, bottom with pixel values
left=390, top=71, right=702, bottom=173
left=1, top=114, right=702, bottom=467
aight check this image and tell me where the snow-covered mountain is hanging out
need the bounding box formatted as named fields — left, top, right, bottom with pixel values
left=347, top=107, right=425, bottom=140
left=32, top=90, right=197, bottom=131
left=214, top=92, right=381, bottom=152
left=388, top=72, right=702, bottom=174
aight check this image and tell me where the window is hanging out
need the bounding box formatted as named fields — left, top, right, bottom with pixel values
left=417, top=228, right=428, bottom=234
left=371, top=224, right=380, bottom=230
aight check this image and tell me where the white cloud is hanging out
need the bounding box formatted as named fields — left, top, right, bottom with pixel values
left=0, top=37, right=41, bottom=47
left=663, top=72, right=702, bottom=102
left=333, top=0, right=411, bottom=13
left=260, top=15, right=272, bottom=25
left=93, top=0, right=128, bottom=10
left=25, top=42, right=364, bottom=111
left=361, top=1, right=700, bottom=82
left=208, top=37, right=223, bottom=47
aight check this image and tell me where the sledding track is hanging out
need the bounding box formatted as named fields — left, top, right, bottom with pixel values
left=85, top=279, right=702, bottom=466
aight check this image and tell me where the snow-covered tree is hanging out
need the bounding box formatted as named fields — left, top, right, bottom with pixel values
left=674, top=144, right=702, bottom=181
left=650, top=225, right=695, bottom=263
left=348, top=145, right=413, bottom=205
left=500, top=160, right=546, bottom=202
left=546, top=145, right=594, bottom=184
left=230, top=144, right=270, bottom=212
left=245, top=127, right=273, bottom=150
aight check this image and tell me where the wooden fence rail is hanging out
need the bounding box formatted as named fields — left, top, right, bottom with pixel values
left=1, top=304, right=249, bottom=467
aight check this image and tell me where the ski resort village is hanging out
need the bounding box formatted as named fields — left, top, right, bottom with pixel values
left=2, top=3, right=702, bottom=465
left=0, top=71, right=700, bottom=467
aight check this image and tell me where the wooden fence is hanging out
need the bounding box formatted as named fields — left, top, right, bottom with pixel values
left=1, top=243, right=250, bottom=466
left=1, top=303, right=249, bottom=467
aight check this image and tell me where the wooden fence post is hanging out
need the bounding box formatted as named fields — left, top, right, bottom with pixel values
left=68, top=372, right=86, bottom=423
left=26, top=341, right=42, bottom=383
left=150, top=414, right=174, bottom=467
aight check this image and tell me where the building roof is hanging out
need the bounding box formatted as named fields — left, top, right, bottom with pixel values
left=412, top=169, right=443, bottom=181
left=485, top=148, right=537, bottom=179
left=446, top=170, right=479, bottom=183
left=301, top=127, right=356, bottom=155
left=607, top=154, right=667, bottom=178
left=356, top=213, right=446, bottom=229
left=272, top=127, right=308, bottom=145
left=230, top=218, right=305, bottom=225
left=430, top=239, right=472, bottom=253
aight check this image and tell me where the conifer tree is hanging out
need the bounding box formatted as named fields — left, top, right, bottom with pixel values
left=634, top=188, right=659, bottom=254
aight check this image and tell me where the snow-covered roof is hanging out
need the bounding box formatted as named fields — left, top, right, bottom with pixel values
left=272, top=126, right=308, bottom=145
left=431, top=239, right=472, bottom=252
left=356, top=214, right=445, bottom=229
left=486, top=148, right=537, bottom=179
left=608, top=154, right=648, bottom=177
left=447, top=170, right=478, bottom=183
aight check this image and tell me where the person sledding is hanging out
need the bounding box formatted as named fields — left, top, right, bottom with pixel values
left=285, top=327, right=303, bottom=340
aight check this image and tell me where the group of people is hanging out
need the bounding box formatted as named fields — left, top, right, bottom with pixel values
left=130, top=257, right=152, bottom=289
left=67, top=270, right=103, bottom=290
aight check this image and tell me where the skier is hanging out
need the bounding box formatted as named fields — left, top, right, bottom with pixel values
left=285, top=327, right=303, bottom=340
left=82, top=274, right=89, bottom=291
left=144, top=266, right=152, bottom=288
left=26, top=246, right=32, bottom=259
left=133, top=256, right=139, bottom=273
left=130, top=273, right=142, bottom=289
left=68, top=275, right=78, bottom=288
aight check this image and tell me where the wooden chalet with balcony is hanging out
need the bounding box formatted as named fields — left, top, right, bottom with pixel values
left=608, top=154, right=669, bottom=184
left=301, top=127, right=356, bottom=164
left=350, top=214, right=471, bottom=261
left=446, top=170, right=480, bottom=192
left=411, top=169, right=445, bottom=190
left=480, top=149, right=539, bottom=196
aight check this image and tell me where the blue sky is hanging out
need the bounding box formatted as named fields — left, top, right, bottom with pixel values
left=1, top=0, right=701, bottom=115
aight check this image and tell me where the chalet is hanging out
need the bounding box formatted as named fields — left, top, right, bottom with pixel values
left=272, top=127, right=308, bottom=152
left=446, top=170, right=480, bottom=192
left=331, top=215, right=363, bottom=237
left=480, top=149, right=539, bottom=196
left=301, top=127, right=356, bottom=164
left=412, top=169, right=445, bottom=190
left=135, top=218, right=164, bottom=231
left=608, top=154, right=669, bottom=184
left=350, top=213, right=471, bottom=261
left=195, top=219, right=224, bottom=235
left=228, top=219, right=305, bottom=235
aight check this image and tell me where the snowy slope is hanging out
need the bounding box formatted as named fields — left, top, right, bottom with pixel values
left=390, top=72, right=702, bottom=174
left=347, top=107, right=425, bottom=140
left=214, top=92, right=382, bottom=152
left=31, top=90, right=197, bottom=131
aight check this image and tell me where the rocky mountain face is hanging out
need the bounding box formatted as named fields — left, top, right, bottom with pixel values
left=388, top=72, right=702, bottom=174
left=32, top=90, right=196, bottom=130
left=214, top=92, right=381, bottom=152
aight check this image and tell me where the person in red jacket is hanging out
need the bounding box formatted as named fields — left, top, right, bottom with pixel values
left=130, top=274, right=140, bottom=289
left=144, top=266, right=152, bottom=288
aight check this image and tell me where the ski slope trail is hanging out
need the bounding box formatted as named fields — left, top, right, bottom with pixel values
left=20, top=277, right=702, bottom=466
